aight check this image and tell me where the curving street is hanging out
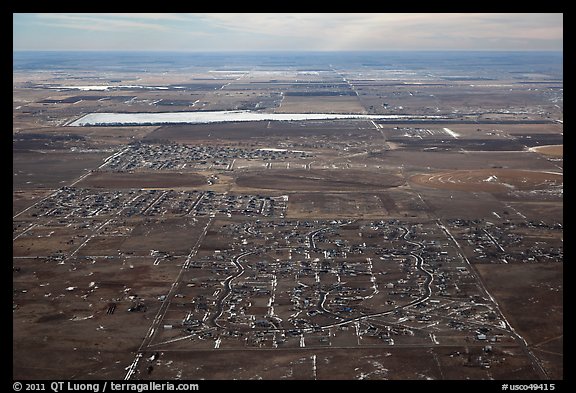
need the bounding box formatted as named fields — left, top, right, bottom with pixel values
left=207, top=222, right=436, bottom=334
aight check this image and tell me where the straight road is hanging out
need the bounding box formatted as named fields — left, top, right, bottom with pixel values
left=124, top=217, right=213, bottom=380
left=436, top=218, right=549, bottom=379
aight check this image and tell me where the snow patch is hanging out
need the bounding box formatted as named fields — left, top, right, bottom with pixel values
left=69, top=110, right=448, bottom=127
left=442, top=128, right=460, bottom=138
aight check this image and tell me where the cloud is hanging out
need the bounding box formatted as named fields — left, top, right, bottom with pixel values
left=34, top=13, right=174, bottom=32
left=190, top=13, right=562, bottom=50
left=14, top=13, right=563, bottom=51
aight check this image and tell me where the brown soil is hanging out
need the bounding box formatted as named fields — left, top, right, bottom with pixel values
left=79, top=171, right=207, bottom=189
left=529, top=144, right=563, bottom=157
left=236, top=169, right=405, bottom=191
left=410, top=169, right=562, bottom=192
left=474, top=263, right=563, bottom=378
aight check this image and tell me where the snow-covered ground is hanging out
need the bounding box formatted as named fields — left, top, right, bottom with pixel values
left=69, top=110, right=447, bottom=126
left=49, top=85, right=170, bottom=91
left=442, top=127, right=460, bottom=138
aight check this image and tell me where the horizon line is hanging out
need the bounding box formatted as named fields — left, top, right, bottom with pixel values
left=13, top=49, right=564, bottom=53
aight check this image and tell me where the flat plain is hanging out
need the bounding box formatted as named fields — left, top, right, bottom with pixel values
left=13, top=51, right=562, bottom=380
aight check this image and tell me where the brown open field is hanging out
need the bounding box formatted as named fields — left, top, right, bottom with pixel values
left=275, top=95, right=367, bottom=114
left=498, top=201, right=563, bottom=223
left=411, top=187, right=506, bottom=220
left=13, top=151, right=109, bottom=190
left=287, top=192, right=391, bottom=219
left=381, top=122, right=563, bottom=138
left=197, top=89, right=282, bottom=112
left=144, top=119, right=375, bottom=145
left=134, top=346, right=539, bottom=380
left=14, top=125, right=159, bottom=148
left=236, top=169, right=405, bottom=192
left=356, top=82, right=563, bottom=119
left=13, top=255, right=180, bottom=380
left=475, top=263, right=563, bottom=379
left=13, top=189, right=53, bottom=216
left=380, top=150, right=558, bottom=172
left=410, top=169, right=562, bottom=193
left=529, top=144, right=563, bottom=157
left=78, top=171, right=207, bottom=189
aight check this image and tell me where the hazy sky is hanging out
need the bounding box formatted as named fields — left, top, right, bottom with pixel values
left=13, top=13, right=563, bottom=52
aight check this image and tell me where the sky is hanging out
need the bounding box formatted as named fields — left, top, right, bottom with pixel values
left=13, top=13, right=563, bottom=52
